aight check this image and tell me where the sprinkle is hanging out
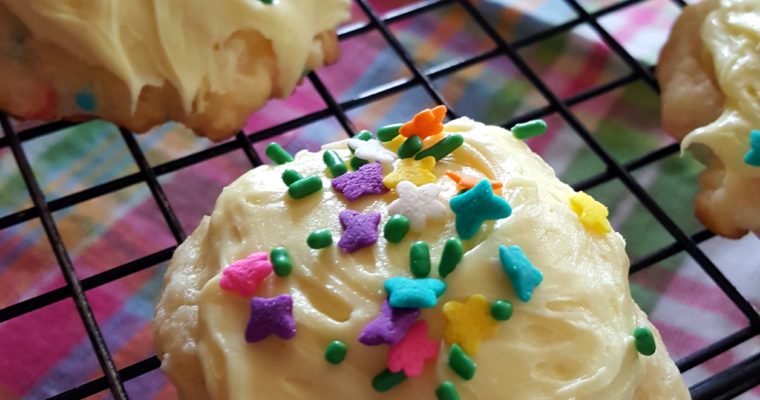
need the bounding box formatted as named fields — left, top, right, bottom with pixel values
left=400, top=105, right=447, bottom=139
left=245, top=295, right=296, bottom=342
left=414, top=134, right=464, bottom=161
left=354, top=130, right=373, bottom=141
left=498, top=245, right=543, bottom=302
left=324, top=340, right=348, bottom=364
left=288, top=176, right=323, bottom=199
left=448, top=344, right=476, bottom=380
left=443, top=294, right=497, bottom=355
left=383, top=214, right=410, bottom=243
left=745, top=130, right=760, bottom=167
left=350, top=156, right=369, bottom=171
left=307, top=229, right=333, bottom=249
left=378, top=123, right=403, bottom=142
left=511, top=119, right=547, bottom=140
left=436, top=381, right=461, bottom=400
left=385, top=134, right=406, bottom=152
left=259, top=0, right=273, bottom=4
left=397, top=135, right=423, bottom=158
left=633, top=326, right=657, bottom=356
left=449, top=179, right=512, bottom=240
left=438, top=238, right=464, bottom=279
left=388, top=181, right=448, bottom=231
left=219, top=252, right=273, bottom=297
left=445, top=170, right=502, bottom=194
left=281, top=169, right=303, bottom=186
left=75, top=91, right=97, bottom=112
left=331, top=162, right=389, bottom=201
left=491, top=300, right=513, bottom=321
left=359, top=299, right=420, bottom=346
left=569, top=191, right=612, bottom=234
left=387, top=320, right=439, bottom=378
left=372, top=369, right=407, bottom=392
left=269, top=247, right=292, bottom=277
left=410, top=241, right=431, bottom=278
left=322, top=150, right=347, bottom=178
left=383, top=156, right=437, bottom=188
left=348, top=138, right=398, bottom=164
left=385, top=277, right=446, bottom=309
left=338, top=210, right=381, bottom=253
left=265, top=143, right=294, bottom=165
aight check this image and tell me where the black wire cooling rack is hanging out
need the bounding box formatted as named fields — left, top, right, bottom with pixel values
left=0, top=0, right=758, bottom=399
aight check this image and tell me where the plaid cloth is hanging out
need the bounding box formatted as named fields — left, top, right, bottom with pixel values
left=0, top=0, right=758, bottom=398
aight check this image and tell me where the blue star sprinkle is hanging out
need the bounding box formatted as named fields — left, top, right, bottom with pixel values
left=745, top=130, right=760, bottom=167
left=384, top=277, right=447, bottom=308
left=498, top=245, right=543, bottom=302
left=449, top=179, right=512, bottom=240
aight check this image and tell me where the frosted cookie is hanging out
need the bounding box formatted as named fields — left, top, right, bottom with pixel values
left=0, top=0, right=349, bottom=141
left=153, top=107, right=689, bottom=399
left=657, top=0, right=760, bottom=238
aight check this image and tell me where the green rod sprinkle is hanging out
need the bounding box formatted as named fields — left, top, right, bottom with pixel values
left=448, top=344, right=476, bottom=380
left=633, top=326, right=656, bottom=356
left=372, top=369, right=407, bottom=392
left=350, top=156, right=368, bottom=171
left=435, top=381, right=461, bottom=400
left=490, top=299, right=513, bottom=321
left=281, top=169, right=303, bottom=186
left=322, top=150, right=347, bottom=178
left=288, top=176, right=323, bottom=199
left=354, top=130, right=373, bottom=141
left=324, top=340, right=348, bottom=365
left=377, top=123, right=402, bottom=142
left=384, top=215, right=410, bottom=243
left=438, top=238, right=464, bottom=279
left=397, top=135, right=423, bottom=158
left=265, top=142, right=294, bottom=165
left=511, top=119, right=547, bottom=140
left=307, top=229, right=333, bottom=249
left=270, top=247, right=292, bottom=277
left=410, top=241, right=431, bottom=278
left=415, top=134, right=464, bottom=161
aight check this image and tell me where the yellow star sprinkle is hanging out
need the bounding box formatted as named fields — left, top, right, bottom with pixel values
left=383, top=156, right=437, bottom=188
left=569, top=191, right=612, bottom=235
left=384, top=134, right=406, bottom=152
left=443, top=294, right=498, bottom=355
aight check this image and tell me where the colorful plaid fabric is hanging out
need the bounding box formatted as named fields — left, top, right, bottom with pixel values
left=0, top=1, right=758, bottom=399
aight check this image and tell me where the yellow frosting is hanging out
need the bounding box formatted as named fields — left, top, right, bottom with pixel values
left=683, top=0, right=760, bottom=176
left=154, top=118, right=688, bottom=399
left=1, top=0, right=350, bottom=112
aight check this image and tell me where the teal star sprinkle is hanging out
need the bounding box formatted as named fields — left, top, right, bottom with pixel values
left=498, top=245, right=543, bottom=302
left=384, top=277, right=446, bottom=308
left=745, top=130, right=760, bottom=167
left=449, top=179, right=511, bottom=240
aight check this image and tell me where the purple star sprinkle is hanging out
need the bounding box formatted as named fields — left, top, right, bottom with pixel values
left=332, top=161, right=389, bottom=201
left=358, top=300, right=420, bottom=346
left=338, top=210, right=381, bottom=253
left=245, top=294, right=296, bottom=343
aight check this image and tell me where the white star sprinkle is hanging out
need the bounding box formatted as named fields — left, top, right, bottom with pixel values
left=388, top=181, right=448, bottom=231
left=348, top=138, right=398, bottom=164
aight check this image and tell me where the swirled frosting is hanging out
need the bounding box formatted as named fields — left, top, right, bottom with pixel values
left=1, top=0, right=350, bottom=112
left=154, top=118, right=688, bottom=399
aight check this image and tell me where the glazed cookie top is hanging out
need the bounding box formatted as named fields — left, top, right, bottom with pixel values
left=155, top=107, right=689, bottom=399
left=2, top=0, right=350, bottom=112
left=683, top=0, right=760, bottom=173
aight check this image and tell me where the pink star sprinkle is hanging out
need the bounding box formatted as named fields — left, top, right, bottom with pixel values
left=220, top=252, right=273, bottom=297
left=387, top=320, right=439, bottom=378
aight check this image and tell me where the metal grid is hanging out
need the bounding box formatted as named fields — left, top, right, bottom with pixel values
left=0, top=0, right=758, bottom=398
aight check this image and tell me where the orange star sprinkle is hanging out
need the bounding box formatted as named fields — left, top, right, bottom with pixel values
left=399, top=105, right=447, bottom=140
left=445, top=170, right=502, bottom=194
left=443, top=294, right=498, bottom=355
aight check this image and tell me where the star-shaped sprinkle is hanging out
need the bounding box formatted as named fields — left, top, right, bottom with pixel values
left=442, top=294, right=498, bottom=355
left=400, top=105, right=447, bottom=139
left=385, top=135, right=406, bottom=152
left=388, top=320, right=439, bottom=378
left=498, top=245, right=543, bottom=302
left=245, top=295, right=296, bottom=342
left=338, top=210, right=381, bottom=253
left=569, top=191, right=612, bottom=234
left=359, top=300, right=421, bottom=346
left=347, top=138, right=398, bottom=164
left=385, top=277, right=446, bottom=309
left=387, top=181, right=448, bottom=231
left=744, top=129, right=760, bottom=167
left=220, top=252, right=273, bottom=297
left=331, top=162, right=389, bottom=201
left=383, top=156, right=437, bottom=188
left=445, top=170, right=502, bottom=194
left=449, top=179, right=512, bottom=240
